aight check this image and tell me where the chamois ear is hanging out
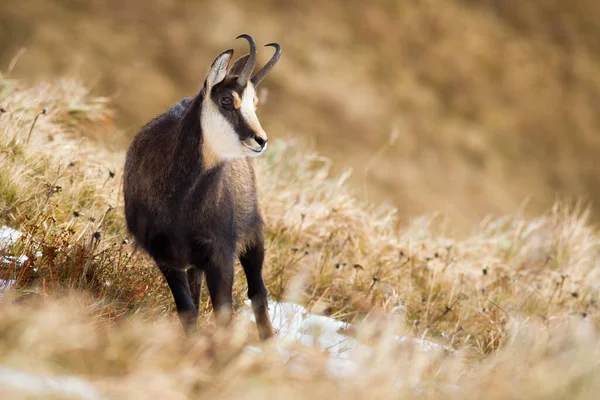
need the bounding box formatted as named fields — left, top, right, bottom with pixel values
left=228, top=54, right=250, bottom=77
left=205, top=49, right=233, bottom=91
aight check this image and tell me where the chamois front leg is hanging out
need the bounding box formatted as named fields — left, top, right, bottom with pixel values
left=158, top=264, right=198, bottom=334
left=204, top=259, right=234, bottom=327
left=240, top=241, right=274, bottom=341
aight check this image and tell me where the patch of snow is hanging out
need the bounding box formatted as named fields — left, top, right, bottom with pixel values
left=0, top=225, right=30, bottom=268
left=0, top=366, right=104, bottom=400
left=0, top=226, right=23, bottom=247
left=266, top=300, right=307, bottom=337
left=394, top=335, right=445, bottom=352
left=0, top=226, right=26, bottom=296
left=0, top=226, right=43, bottom=296
left=0, top=279, right=15, bottom=297
left=241, top=299, right=453, bottom=384
left=0, top=254, right=30, bottom=267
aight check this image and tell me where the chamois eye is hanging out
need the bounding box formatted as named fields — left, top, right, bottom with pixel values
left=220, top=96, right=233, bottom=108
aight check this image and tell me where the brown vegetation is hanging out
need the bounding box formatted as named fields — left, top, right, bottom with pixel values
left=1, top=74, right=600, bottom=398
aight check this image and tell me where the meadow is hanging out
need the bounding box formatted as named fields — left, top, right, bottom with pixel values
left=1, top=74, right=599, bottom=399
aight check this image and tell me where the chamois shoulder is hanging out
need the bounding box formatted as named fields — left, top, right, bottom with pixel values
left=126, top=97, right=197, bottom=160
left=141, top=97, right=194, bottom=136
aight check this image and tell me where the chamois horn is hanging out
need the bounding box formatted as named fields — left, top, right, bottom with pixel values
left=252, top=43, right=282, bottom=87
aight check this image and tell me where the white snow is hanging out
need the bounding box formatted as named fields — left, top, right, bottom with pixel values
left=0, top=366, right=104, bottom=400
left=0, top=279, right=15, bottom=298
left=0, top=226, right=43, bottom=295
left=0, top=225, right=26, bottom=295
left=0, top=225, right=30, bottom=268
left=0, top=225, right=23, bottom=247
left=241, top=299, right=452, bottom=384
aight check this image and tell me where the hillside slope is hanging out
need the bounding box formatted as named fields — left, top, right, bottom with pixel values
left=4, top=0, right=600, bottom=231
left=1, top=77, right=600, bottom=399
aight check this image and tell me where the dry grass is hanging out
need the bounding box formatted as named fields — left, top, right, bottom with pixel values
left=1, top=77, right=600, bottom=399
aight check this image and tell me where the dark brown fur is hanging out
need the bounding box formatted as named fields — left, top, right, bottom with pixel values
left=123, top=77, right=274, bottom=340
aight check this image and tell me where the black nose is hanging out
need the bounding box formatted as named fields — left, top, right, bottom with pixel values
left=254, top=135, right=267, bottom=148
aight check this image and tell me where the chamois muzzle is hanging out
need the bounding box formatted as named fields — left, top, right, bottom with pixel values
left=242, top=134, right=268, bottom=154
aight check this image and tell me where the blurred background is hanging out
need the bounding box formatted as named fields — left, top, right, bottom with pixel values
left=3, top=0, right=600, bottom=233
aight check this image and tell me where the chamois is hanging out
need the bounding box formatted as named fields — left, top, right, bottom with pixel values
left=123, top=34, right=281, bottom=341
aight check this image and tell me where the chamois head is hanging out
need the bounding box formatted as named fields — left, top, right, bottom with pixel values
left=201, top=34, right=282, bottom=161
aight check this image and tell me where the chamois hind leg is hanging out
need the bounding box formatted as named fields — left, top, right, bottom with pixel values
left=204, top=258, right=234, bottom=327
left=239, top=239, right=274, bottom=341
left=158, top=263, right=198, bottom=334
left=148, top=232, right=197, bottom=334
left=187, top=267, right=204, bottom=312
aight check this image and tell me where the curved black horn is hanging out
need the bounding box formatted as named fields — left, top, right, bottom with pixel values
left=235, top=34, right=257, bottom=86
left=251, top=43, right=282, bottom=87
